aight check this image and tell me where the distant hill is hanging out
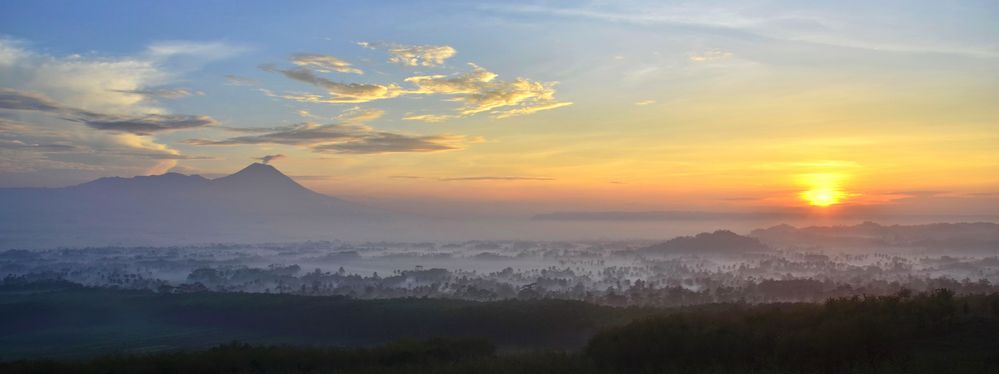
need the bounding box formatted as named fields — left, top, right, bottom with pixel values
left=639, top=230, right=772, bottom=255
left=0, top=163, right=390, bottom=248
left=750, top=221, right=999, bottom=252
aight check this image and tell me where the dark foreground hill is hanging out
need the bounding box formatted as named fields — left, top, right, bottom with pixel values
left=2, top=286, right=997, bottom=373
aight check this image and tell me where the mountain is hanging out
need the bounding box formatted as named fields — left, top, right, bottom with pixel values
left=0, top=164, right=389, bottom=248
left=213, top=163, right=319, bottom=195
left=749, top=222, right=999, bottom=252
left=638, top=230, right=772, bottom=255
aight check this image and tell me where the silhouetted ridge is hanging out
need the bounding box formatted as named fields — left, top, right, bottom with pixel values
left=0, top=163, right=389, bottom=240
left=750, top=221, right=999, bottom=251
left=641, top=230, right=771, bottom=255
left=219, top=163, right=289, bottom=181
left=212, top=163, right=311, bottom=192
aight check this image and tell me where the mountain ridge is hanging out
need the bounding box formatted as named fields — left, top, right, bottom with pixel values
left=0, top=163, right=389, bottom=247
left=638, top=230, right=772, bottom=255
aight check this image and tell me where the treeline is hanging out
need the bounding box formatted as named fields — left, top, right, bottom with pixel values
left=3, top=290, right=998, bottom=373
left=0, top=281, right=653, bottom=358
left=587, top=289, right=999, bottom=373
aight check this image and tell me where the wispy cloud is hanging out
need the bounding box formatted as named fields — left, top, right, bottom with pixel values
left=439, top=176, right=554, bottom=181
left=224, top=75, right=256, bottom=86
left=186, top=122, right=476, bottom=154
left=336, top=106, right=384, bottom=123
left=110, top=87, right=204, bottom=99
left=404, top=63, right=572, bottom=119
left=262, top=66, right=406, bottom=103
left=0, top=139, right=77, bottom=152
left=291, top=53, right=364, bottom=74
left=689, top=50, right=733, bottom=62
left=0, top=88, right=217, bottom=135
left=402, top=113, right=456, bottom=123
left=358, top=42, right=456, bottom=67
left=312, top=133, right=469, bottom=154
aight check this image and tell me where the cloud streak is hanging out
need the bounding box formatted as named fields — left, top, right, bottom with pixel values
left=186, top=122, right=475, bottom=154
left=111, top=87, right=203, bottom=99
left=291, top=53, right=364, bottom=74
left=264, top=67, right=406, bottom=103
left=439, top=176, right=554, bottom=181
left=0, top=88, right=218, bottom=135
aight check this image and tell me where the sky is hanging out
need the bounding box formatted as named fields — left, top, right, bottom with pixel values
left=1, top=0, right=997, bottom=219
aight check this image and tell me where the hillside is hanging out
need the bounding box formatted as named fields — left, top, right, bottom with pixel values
left=639, top=230, right=772, bottom=255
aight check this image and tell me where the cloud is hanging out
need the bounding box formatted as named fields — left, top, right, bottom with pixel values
left=634, top=99, right=656, bottom=106
left=265, top=67, right=406, bottom=103
left=403, top=63, right=497, bottom=95
left=111, top=133, right=205, bottom=174
left=256, top=154, right=285, bottom=164
left=0, top=88, right=217, bottom=135
left=291, top=53, right=363, bottom=74
left=71, top=112, right=217, bottom=135
left=1, top=38, right=242, bottom=115
left=224, top=75, right=256, bottom=86
left=218, top=125, right=290, bottom=134
left=492, top=101, right=573, bottom=119
left=389, top=175, right=424, bottom=179
left=111, top=87, right=203, bottom=99
left=0, top=139, right=77, bottom=152
left=359, top=42, right=456, bottom=67
left=0, top=88, right=63, bottom=111
left=688, top=50, right=734, bottom=62
left=0, top=118, right=29, bottom=132
left=259, top=47, right=570, bottom=121
left=126, top=152, right=213, bottom=160
left=186, top=121, right=475, bottom=154
left=186, top=122, right=361, bottom=146
left=336, top=106, right=385, bottom=123
left=0, top=38, right=237, bottom=176
left=387, top=44, right=456, bottom=67
left=439, top=176, right=554, bottom=181
left=0, top=39, right=167, bottom=115
left=313, top=133, right=467, bottom=154
left=405, top=63, right=572, bottom=119
left=145, top=41, right=249, bottom=62
left=402, top=113, right=456, bottom=123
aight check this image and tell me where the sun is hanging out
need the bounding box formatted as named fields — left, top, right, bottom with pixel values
left=800, top=188, right=845, bottom=207
left=797, top=173, right=850, bottom=207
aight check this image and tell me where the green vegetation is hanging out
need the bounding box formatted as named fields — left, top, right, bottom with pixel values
left=587, top=289, right=999, bottom=373
left=0, top=281, right=653, bottom=359
left=2, top=283, right=998, bottom=373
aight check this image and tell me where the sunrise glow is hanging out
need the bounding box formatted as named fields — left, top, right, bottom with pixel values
left=796, top=173, right=851, bottom=207
left=801, top=188, right=846, bottom=207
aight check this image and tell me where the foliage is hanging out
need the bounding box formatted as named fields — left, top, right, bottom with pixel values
left=2, top=286, right=998, bottom=373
